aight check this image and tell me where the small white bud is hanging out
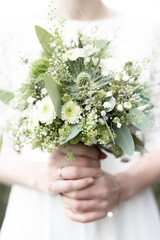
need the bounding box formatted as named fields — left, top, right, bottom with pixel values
left=117, top=122, right=122, bottom=128
left=106, top=91, right=112, bottom=97
left=117, top=104, right=123, bottom=112
left=101, top=110, right=106, bottom=117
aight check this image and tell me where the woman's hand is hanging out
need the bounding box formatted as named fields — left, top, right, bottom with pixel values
left=61, top=172, right=123, bottom=223
left=35, top=143, right=106, bottom=195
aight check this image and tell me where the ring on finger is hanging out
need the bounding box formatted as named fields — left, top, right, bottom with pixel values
left=58, top=166, right=65, bottom=179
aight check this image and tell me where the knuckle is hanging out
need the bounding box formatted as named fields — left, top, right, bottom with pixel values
left=73, top=201, right=81, bottom=210
left=66, top=182, right=73, bottom=191
left=70, top=191, right=77, bottom=198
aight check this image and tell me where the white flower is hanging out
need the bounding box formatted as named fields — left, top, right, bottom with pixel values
left=101, top=110, right=106, bottom=117
left=122, top=73, right=129, bottom=81
left=61, top=100, right=82, bottom=124
left=27, top=97, right=35, bottom=104
left=129, top=78, right=134, bottom=84
left=103, top=102, right=111, bottom=109
left=50, top=42, right=56, bottom=48
left=117, top=104, right=123, bottom=112
left=115, top=74, right=120, bottom=81
left=28, top=114, right=39, bottom=131
left=85, top=105, right=91, bottom=111
left=98, top=118, right=105, bottom=125
left=37, top=96, right=57, bottom=124
left=64, top=48, right=84, bottom=61
left=123, top=102, right=132, bottom=110
left=41, top=88, right=48, bottom=95
left=117, top=122, right=122, bottom=128
left=106, top=91, right=112, bottom=97
left=84, top=99, right=90, bottom=105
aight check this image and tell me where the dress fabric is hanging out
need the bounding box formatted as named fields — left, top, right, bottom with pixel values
left=0, top=15, right=160, bottom=240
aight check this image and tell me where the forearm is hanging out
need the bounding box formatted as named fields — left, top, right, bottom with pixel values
left=0, top=145, right=44, bottom=189
left=117, top=149, right=160, bottom=201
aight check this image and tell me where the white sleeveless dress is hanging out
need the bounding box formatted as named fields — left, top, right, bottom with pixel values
left=0, top=14, right=160, bottom=240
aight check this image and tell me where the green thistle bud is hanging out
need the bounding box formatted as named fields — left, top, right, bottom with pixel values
left=77, top=72, right=91, bottom=87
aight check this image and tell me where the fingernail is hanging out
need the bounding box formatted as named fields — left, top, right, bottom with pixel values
left=99, top=152, right=107, bottom=159
left=88, top=178, right=94, bottom=183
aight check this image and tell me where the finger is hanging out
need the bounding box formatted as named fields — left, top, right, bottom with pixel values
left=99, top=152, right=107, bottom=159
left=64, top=207, right=106, bottom=223
left=48, top=178, right=94, bottom=194
left=59, top=143, right=100, bottom=160
left=61, top=166, right=104, bottom=180
left=61, top=195, right=103, bottom=212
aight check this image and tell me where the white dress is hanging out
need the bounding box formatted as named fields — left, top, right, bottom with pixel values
left=0, top=15, right=160, bottom=240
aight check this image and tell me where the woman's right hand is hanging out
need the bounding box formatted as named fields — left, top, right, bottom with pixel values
left=35, top=143, right=106, bottom=195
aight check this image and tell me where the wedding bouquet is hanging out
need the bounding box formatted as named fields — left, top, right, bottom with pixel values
left=0, top=25, right=153, bottom=159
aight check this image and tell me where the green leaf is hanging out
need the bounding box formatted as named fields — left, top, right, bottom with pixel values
left=35, top=26, right=54, bottom=57
left=60, top=124, right=81, bottom=145
left=0, top=90, right=15, bottom=104
left=44, top=74, right=62, bottom=118
left=129, top=109, right=150, bottom=131
left=105, top=96, right=116, bottom=112
left=132, top=134, right=148, bottom=154
left=114, top=124, right=135, bottom=156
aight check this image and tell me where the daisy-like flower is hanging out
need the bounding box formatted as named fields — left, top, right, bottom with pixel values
left=103, top=102, right=111, bottom=109
left=37, top=96, right=57, bottom=125
left=61, top=100, right=82, bottom=124
left=64, top=48, right=84, bottom=61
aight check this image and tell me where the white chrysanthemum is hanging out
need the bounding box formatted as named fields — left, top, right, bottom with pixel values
left=37, top=96, right=57, bottom=124
left=61, top=100, right=82, bottom=124
left=103, top=102, right=111, bottom=109
left=117, top=104, right=123, bottom=112
left=64, top=48, right=84, bottom=61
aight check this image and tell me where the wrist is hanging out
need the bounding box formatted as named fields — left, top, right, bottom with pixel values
left=30, top=161, right=47, bottom=192
left=115, top=171, right=136, bottom=202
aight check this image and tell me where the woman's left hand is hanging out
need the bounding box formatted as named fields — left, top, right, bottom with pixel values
left=61, top=172, right=122, bottom=223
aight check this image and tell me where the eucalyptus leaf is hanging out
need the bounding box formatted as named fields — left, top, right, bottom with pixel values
left=129, top=109, right=150, bottom=131
left=0, top=90, right=15, bottom=105
left=35, top=26, right=54, bottom=57
left=60, top=124, right=81, bottom=145
left=132, top=134, right=148, bottom=154
left=44, top=74, right=62, bottom=118
left=105, top=97, right=116, bottom=112
left=114, top=124, right=135, bottom=156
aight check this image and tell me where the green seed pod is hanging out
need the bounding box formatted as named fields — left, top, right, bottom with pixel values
left=77, top=72, right=91, bottom=87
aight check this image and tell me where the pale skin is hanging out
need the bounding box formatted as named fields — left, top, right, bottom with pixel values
left=0, top=0, right=160, bottom=224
